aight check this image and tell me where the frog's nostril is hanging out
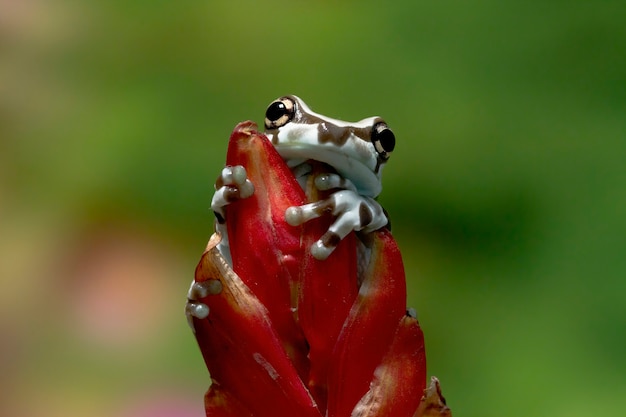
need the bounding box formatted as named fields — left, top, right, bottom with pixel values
left=264, top=96, right=296, bottom=130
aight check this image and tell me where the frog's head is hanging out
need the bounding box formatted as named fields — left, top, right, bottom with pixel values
left=263, top=95, right=395, bottom=198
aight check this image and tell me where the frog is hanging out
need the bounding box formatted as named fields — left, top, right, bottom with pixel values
left=211, top=95, right=395, bottom=261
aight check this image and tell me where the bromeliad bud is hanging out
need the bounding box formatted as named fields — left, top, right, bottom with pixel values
left=187, top=121, right=451, bottom=417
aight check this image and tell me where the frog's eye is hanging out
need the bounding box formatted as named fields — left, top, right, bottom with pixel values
left=265, top=97, right=296, bottom=130
left=372, top=122, right=395, bottom=161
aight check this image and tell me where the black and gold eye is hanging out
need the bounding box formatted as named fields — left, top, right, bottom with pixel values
left=371, top=122, right=395, bottom=161
left=264, top=96, right=296, bottom=130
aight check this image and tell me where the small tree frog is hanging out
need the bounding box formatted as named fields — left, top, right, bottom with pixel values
left=212, top=95, right=395, bottom=260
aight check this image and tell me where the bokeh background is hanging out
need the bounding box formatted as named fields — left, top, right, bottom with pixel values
left=2, top=1, right=625, bottom=416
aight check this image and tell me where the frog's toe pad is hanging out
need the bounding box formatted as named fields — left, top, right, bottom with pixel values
left=310, top=232, right=341, bottom=260
left=285, top=206, right=305, bottom=226
left=314, top=173, right=357, bottom=192
left=211, top=166, right=255, bottom=214
left=285, top=200, right=331, bottom=226
left=217, top=165, right=247, bottom=187
left=215, top=166, right=253, bottom=197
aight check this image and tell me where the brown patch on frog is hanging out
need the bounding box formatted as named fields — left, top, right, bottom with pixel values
left=214, top=211, right=226, bottom=224
left=320, top=231, right=341, bottom=250
left=359, top=202, right=373, bottom=228
left=317, top=122, right=375, bottom=146
left=318, top=122, right=351, bottom=145
left=374, top=157, right=383, bottom=175
left=223, top=187, right=241, bottom=203
left=293, top=109, right=373, bottom=146
left=264, top=129, right=279, bottom=145
left=215, top=174, right=225, bottom=189
left=312, top=198, right=336, bottom=216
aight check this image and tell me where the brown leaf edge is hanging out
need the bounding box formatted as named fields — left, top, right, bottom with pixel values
left=414, top=377, right=452, bottom=417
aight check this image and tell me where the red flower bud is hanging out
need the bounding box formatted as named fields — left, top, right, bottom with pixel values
left=188, top=122, right=451, bottom=417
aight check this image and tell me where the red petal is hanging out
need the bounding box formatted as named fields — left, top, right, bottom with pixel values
left=204, top=384, right=253, bottom=417
left=296, top=162, right=359, bottom=410
left=192, top=234, right=322, bottom=417
left=351, top=315, right=427, bottom=417
left=326, top=228, right=408, bottom=417
left=224, top=121, right=309, bottom=374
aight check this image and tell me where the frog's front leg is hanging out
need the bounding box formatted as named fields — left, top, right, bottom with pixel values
left=285, top=174, right=388, bottom=260
left=211, top=165, right=254, bottom=262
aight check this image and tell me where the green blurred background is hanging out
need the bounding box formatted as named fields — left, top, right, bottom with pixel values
left=2, top=1, right=624, bottom=416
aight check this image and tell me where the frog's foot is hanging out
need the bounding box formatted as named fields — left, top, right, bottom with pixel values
left=285, top=190, right=388, bottom=260
left=211, top=165, right=254, bottom=223
left=185, top=275, right=224, bottom=332
left=210, top=165, right=254, bottom=263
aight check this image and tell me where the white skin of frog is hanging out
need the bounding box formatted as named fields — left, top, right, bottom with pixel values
left=269, top=120, right=383, bottom=198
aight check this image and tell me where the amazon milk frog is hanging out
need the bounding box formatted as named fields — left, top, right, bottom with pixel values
left=211, top=95, right=395, bottom=260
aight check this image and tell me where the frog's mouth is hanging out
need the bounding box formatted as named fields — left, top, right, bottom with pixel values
left=272, top=144, right=382, bottom=198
